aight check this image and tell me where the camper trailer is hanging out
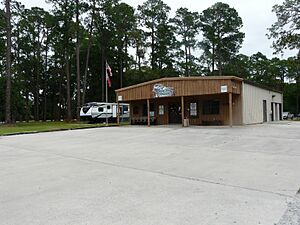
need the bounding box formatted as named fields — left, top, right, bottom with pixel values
left=80, top=102, right=130, bottom=122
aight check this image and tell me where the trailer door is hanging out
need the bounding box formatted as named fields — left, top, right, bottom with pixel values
left=112, top=105, right=117, bottom=118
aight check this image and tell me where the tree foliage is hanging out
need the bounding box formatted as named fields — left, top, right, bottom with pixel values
left=0, top=0, right=299, bottom=122
left=172, top=7, right=201, bottom=76
left=199, top=2, right=245, bottom=75
left=268, top=0, right=300, bottom=53
left=268, top=0, right=300, bottom=113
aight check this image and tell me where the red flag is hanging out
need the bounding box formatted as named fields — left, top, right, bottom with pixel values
left=106, top=73, right=111, bottom=88
left=106, top=61, right=112, bottom=88
left=106, top=62, right=113, bottom=77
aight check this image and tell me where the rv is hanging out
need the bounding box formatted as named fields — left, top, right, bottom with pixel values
left=80, top=102, right=130, bottom=122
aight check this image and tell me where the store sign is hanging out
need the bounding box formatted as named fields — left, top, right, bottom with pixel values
left=118, top=95, right=123, bottom=101
left=153, top=84, right=175, bottom=98
left=221, top=85, right=228, bottom=93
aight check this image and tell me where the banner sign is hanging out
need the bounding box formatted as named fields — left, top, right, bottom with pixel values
left=153, top=84, right=175, bottom=98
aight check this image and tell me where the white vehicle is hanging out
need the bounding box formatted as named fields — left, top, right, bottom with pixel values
left=80, top=102, right=130, bottom=122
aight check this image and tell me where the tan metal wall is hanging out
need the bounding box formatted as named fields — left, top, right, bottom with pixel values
left=242, top=83, right=283, bottom=124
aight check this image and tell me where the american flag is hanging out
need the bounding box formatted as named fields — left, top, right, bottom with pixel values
left=106, top=61, right=113, bottom=87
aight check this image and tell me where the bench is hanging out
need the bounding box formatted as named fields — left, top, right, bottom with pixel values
left=202, top=120, right=223, bottom=126
left=131, top=117, right=156, bottom=125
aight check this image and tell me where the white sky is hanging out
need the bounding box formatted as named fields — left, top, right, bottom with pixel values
left=19, top=0, right=298, bottom=59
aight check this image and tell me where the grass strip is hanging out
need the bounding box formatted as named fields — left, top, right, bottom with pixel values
left=0, top=121, right=129, bottom=136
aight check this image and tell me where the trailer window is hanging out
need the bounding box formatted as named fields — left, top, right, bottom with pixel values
left=107, top=105, right=111, bottom=110
left=123, top=105, right=129, bottom=113
left=98, top=107, right=104, bottom=112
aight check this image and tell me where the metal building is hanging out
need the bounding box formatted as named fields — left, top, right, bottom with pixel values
left=115, top=76, right=283, bottom=126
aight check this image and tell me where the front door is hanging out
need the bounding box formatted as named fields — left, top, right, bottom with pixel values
left=263, top=100, right=267, bottom=122
left=271, top=102, right=274, bottom=121
left=279, top=103, right=282, bottom=120
left=169, top=103, right=181, bottom=124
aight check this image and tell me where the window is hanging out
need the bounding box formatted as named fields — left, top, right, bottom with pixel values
left=143, top=104, right=147, bottom=116
left=203, top=101, right=220, bottom=115
left=98, top=107, right=104, bottom=112
left=143, top=103, right=154, bottom=116
left=133, top=106, right=139, bottom=115
left=190, top=102, right=197, bottom=116
left=107, top=105, right=111, bottom=110
left=159, top=105, right=164, bottom=115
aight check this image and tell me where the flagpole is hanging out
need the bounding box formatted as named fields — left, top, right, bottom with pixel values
left=105, top=61, right=108, bottom=126
left=106, top=63, right=108, bottom=103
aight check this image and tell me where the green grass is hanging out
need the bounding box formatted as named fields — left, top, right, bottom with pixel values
left=0, top=121, right=128, bottom=136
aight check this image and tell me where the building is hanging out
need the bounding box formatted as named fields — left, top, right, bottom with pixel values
left=115, top=76, right=283, bottom=126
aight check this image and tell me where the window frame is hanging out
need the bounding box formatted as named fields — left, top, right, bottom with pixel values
left=158, top=105, right=164, bottom=115
left=189, top=102, right=198, bottom=117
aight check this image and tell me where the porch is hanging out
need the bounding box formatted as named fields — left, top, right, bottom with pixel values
left=129, top=93, right=242, bottom=127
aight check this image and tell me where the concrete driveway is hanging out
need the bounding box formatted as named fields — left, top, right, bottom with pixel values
left=0, top=122, right=299, bottom=225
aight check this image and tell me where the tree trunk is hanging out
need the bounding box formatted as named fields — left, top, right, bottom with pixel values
left=188, top=45, right=191, bottom=76
left=25, top=91, right=29, bottom=122
left=35, top=27, right=42, bottom=121
left=64, top=0, right=72, bottom=122
left=212, top=42, right=215, bottom=74
left=5, top=0, right=12, bottom=124
left=76, top=0, right=81, bottom=121
left=185, top=42, right=188, bottom=76
left=43, top=29, right=49, bottom=121
left=296, top=74, right=300, bottom=115
left=137, top=43, right=141, bottom=71
left=151, top=23, right=155, bottom=70
left=82, top=0, right=95, bottom=105
left=217, top=49, right=222, bottom=76
left=135, top=46, right=138, bottom=70
left=297, top=50, right=300, bottom=114
left=66, top=49, right=71, bottom=121
left=119, top=54, right=123, bottom=88
left=58, top=67, right=63, bottom=121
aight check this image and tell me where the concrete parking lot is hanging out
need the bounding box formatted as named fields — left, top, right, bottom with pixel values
left=0, top=122, right=299, bottom=225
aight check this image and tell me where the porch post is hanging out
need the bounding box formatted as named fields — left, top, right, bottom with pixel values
left=181, top=96, right=185, bottom=127
left=147, top=99, right=150, bottom=127
left=229, top=93, right=233, bottom=127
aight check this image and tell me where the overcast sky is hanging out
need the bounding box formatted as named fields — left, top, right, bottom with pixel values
left=19, top=0, right=298, bottom=59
